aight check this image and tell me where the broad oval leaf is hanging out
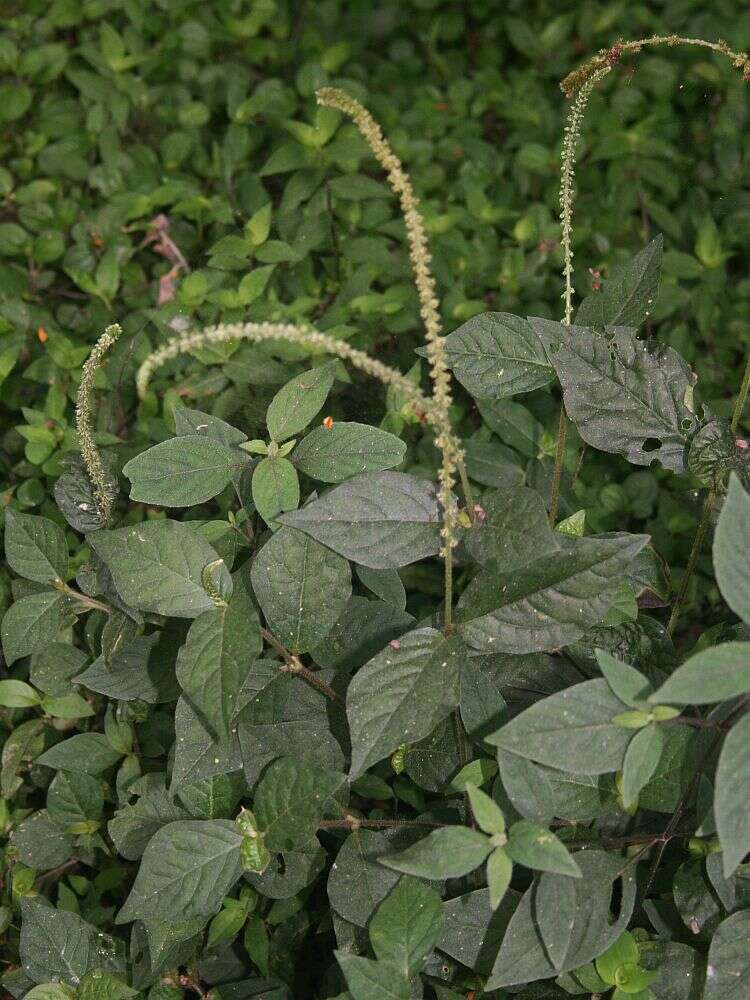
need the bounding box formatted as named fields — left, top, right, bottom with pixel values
left=251, top=525, right=351, bottom=653
left=4, top=509, right=68, bottom=584
left=280, top=471, right=441, bottom=569
left=346, top=627, right=461, bottom=778
left=369, top=876, right=443, bottom=977
left=1, top=592, right=64, bottom=667
left=650, top=642, right=750, bottom=705
left=89, top=520, right=232, bottom=619
left=714, top=473, right=750, bottom=626
left=487, top=679, right=632, bottom=775
left=457, top=533, right=649, bottom=653
left=442, top=311, right=553, bottom=399
left=293, top=421, right=406, bottom=482
left=123, top=435, right=248, bottom=506
left=533, top=321, right=697, bottom=473
left=116, top=819, right=244, bottom=924
left=714, top=711, right=750, bottom=877
left=253, top=756, right=346, bottom=853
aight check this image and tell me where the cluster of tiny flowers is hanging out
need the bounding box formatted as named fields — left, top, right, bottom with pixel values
left=75, top=323, right=122, bottom=524
left=315, top=87, right=461, bottom=550
left=559, top=68, right=610, bottom=325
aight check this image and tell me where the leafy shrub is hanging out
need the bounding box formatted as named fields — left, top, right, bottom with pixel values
left=1, top=6, right=750, bottom=1000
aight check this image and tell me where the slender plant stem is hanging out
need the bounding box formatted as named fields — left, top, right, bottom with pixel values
left=548, top=404, right=568, bottom=526
left=56, top=581, right=111, bottom=615
left=261, top=626, right=343, bottom=705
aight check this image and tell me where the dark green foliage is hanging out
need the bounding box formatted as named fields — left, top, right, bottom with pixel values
left=1, top=3, right=750, bottom=999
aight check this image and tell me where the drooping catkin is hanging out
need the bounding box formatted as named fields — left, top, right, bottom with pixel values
left=75, top=323, right=122, bottom=525
left=315, top=87, right=461, bottom=552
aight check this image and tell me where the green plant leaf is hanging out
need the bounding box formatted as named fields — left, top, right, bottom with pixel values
left=252, top=455, right=300, bottom=526
left=327, top=829, right=401, bottom=928
left=369, top=876, right=443, bottom=977
left=715, top=711, right=750, bottom=877
left=346, top=627, right=461, bottom=778
left=1, top=591, right=64, bottom=666
left=123, top=435, right=248, bottom=506
left=4, top=509, right=68, bottom=583
left=116, top=819, right=244, bottom=924
left=650, top=642, right=750, bottom=705
left=176, top=578, right=262, bottom=737
left=457, top=533, right=649, bottom=653
left=89, top=520, right=232, bottom=618
left=280, top=471, right=441, bottom=569
left=595, top=931, right=640, bottom=985
left=442, top=311, right=553, bottom=399
left=714, top=474, right=750, bottom=625
left=487, top=679, right=632, bottom=775
left=381, top=826, right=492, bottom=880
left=355, top=565, right=407, bottom=611
left=595, top=649, right=652, bottom=707
left=465, top=782, right=506, bottom=835
left=266, top=362, right=336, bottom=442
left=293, top=421, right=406, bottom=482
left=253, top=756, right=345, bottom=852
left=78, top=970, right=138, bottom=999
left=487, top=847, right=513, bottom=910
left=336, top=954, right=410, bottom=1000
left=535, top=871, right=576, bottom=968
left=574, top=235, right=663, bottom=330
left=251, top=524, right=351, bottom=653
left=535, top=321, right=697, bottom=473
left=621, top=723, right=664, bottom=810
left=704, top=911, right=750, bottom=1000
left=505, top=820, right=581, bottom=877
left=38, top=733, right=124, bottom=775
left=0, top=679, right=40, bottom=708
left=173, top=407, right=248, bottom=446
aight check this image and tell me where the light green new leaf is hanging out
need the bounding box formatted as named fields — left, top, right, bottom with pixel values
left=280, top=471, right=441, bottom=569
left=116, top=820, right=244, bottom=924
left=251, top=525, right=351, bottom=653
left=487, top=679, right=632, bottom=775
left=382, top=826, right=492, bottom=880
left=1, top=591, right=64, bottom=666
left=4, top=509, right=68, bottom=583
left=465, top=782, right=505, bottom=835
left=89, top=520, right=232, bottom=618
left=253, top=757, right=345, bottom=852
left=25, top=986, right=77, bottom=1000
left=346, top=627, right=461, bottom=778
left=457, top=533, right=649, bottom=653
left=715, top=711, right=750, bottom=877
left=266, top=362, right=336, bottom=442
left=442, top=311, right=553, bottom=399
left=293, top=421, right=406, bottom=482
left=0, top=679, right=40, bottom=708
left=621, top=724, right=664, bottom=810
left=77, top=970, right=138, bottom=1000
left=595, top=649, right=652, bottom=706
left=714, top=474, right=750, bottom=625
left=704, top=911, right=750, bottom=1000
left=252, top=455, right=300, bottom=526
left=574, top=235, right=663, bottom=330
left=369, top=876, right=443, bottom=977
left=124, top=435, right=248, bottom=506
left=176, top=580, right=262, bottom=737
left=505, top=820, right=581, bottom=877
left=486, top=847, right=513, bottom=910
left=534, top=321, right=697, bottom=473
left=650, top=642, right=750, bottom=705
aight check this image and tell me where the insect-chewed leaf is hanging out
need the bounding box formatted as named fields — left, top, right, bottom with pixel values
left=457, top=531, right=649, bottom=653
left=293, top=421, right=406, bottom=482
left=123, top=435, right=248, bottom=506
left=346, top=627, right=461, bottom=778
left=574, top=235, right=663, bottom=330
left=280, top=471, right=441, bottom=569
left=532, top=320, right=698, bottom=473
left=89, top=520, right=232, bottom=618
left=441, top=311, right=553, bottom=399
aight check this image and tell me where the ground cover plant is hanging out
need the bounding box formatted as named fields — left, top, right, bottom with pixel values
left=1, top=3, right=750, bottom=999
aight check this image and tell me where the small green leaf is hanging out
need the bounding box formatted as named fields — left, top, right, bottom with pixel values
left=505, top=820, right=581, bottom=877
left=293, top=421, right=407, bottom=482
left=253, top=757, right=345, bottom=852
left=650, top=642, right=750, bottom=705
left=450, top=758, right=498, bottom=792
left=0, top=679, right=41, bottom=708
left=266, top=362, right=336, bottom=442
left=369, top=876, right=443, bottom=977
left=4, top=509, right=68, bottom=583
left=465, top=782, right=506, bottom=835
left=595, top=649, right=652, bottom=706
left=596, top=931, right=640, bottom=985
left=381, top=826, right=492, bottom=880
left=621, top=724, right=664, bottom=810
left=251, top=455, right=300, bottom=527
left=574, top=235, right=663, bottom=330
left=486, top=847, right=513, bottom=910
left=1, top=591, right=64, bottom=666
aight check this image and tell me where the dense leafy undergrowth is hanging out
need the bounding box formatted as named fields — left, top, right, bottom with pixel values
left=2, top=3, right=750, bottom=999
